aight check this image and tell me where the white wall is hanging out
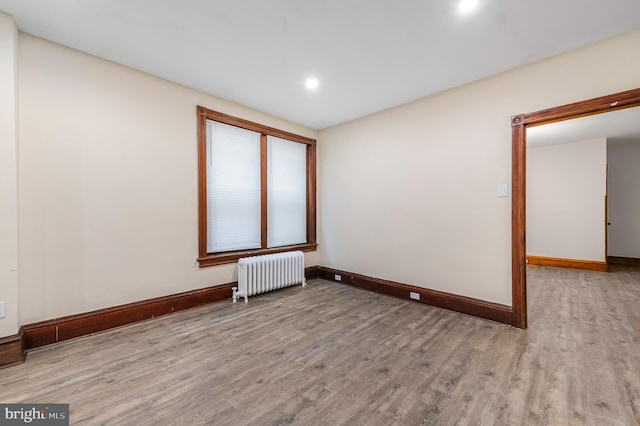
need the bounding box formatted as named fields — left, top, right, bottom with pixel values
left=0, top=13, right=19, bottom=337
left=527, top=139, right=607, bottom=261
left=318, top=29, right=640, bottom=306
left=10, top=27, right=640, bottom=333
left=16, top=34, right=321, bottom=330
left=608, top=141, right=640, bottom=258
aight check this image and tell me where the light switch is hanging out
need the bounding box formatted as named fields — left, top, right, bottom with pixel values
left=498, top=183, right=508, bottom=197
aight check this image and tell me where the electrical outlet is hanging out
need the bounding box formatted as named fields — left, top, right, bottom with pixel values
left=0, top=301, right=5, bottom=319
left=335, top=274, right=342, bottom=281
left=409, top=292, right=420, bottom=301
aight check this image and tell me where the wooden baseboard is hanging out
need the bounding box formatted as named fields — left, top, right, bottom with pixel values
left=0, top=327, right=26, bottom=368
left=23, top=284, right=236, bottom=350
left=22, top=266, right=319, bottom=351
left=305, top=265, right=320, bottom=280
left=4, top=264, right=501, bottom=366
left=317, top=267, right=514, bottom=326
left=0, top=265, right=320, bottom=360
left=526, top=256, right=608, bottom=272
left=607, top=256, right=640, bottom=267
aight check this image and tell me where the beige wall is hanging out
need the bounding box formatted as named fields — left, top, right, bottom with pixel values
left=16, top=34, right=320, bottom=329
left=9, top=26, right=640, bottom=334
left=608, top=141, right=640, bottom=258
left=527, top=139, right=607, bottom=262
left=318, top=29, right=640, bottom=306
left=0, top=13, right=18, bottom=336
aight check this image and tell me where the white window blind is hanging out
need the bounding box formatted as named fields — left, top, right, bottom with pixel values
left=267, top=136, right=307, bottom=247
left=206, top=120, right=261, bottom=252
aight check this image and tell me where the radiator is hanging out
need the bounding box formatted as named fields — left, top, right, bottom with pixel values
left=233, top=250, right=306, bottom=303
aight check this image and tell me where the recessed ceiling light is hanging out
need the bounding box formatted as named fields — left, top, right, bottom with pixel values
left=305, top=77, right=319, bottom=91
left=459, top=0, right=478, bottom=13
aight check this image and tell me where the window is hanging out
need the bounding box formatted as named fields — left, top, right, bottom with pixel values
left=197, top=106, right=317, bottom=267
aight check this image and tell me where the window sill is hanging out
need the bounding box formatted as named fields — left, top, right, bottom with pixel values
left=197, top=243, right=318, bottom=268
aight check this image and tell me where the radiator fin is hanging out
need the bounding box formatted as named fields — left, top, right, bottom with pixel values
left=233, top=250, right=306, bottom=303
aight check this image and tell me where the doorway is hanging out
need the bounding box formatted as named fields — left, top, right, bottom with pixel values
left=510, top=87, right=640, bottom=329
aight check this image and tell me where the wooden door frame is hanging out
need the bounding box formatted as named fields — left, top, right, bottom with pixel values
left=511, top=87, right=640, bottom=329
left=605, top=164, right=608, bottom=261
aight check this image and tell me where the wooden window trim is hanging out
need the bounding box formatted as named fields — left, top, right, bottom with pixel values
left=197, top=106, right=317, bottom=267
left=198, top=243, right=318, bottom=267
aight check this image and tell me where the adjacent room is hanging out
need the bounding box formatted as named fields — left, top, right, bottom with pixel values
left=1, top=0, right=640, bottom=424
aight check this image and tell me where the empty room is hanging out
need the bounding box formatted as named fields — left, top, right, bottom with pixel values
left=1, top=1, right=640, bottom=425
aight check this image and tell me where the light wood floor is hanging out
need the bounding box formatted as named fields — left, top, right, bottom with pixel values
left=1, top=266, right=639, bottom=425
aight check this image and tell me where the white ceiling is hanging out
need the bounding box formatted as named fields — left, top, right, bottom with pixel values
left=527, top=107, right=640, bottom=148
left=1, top=1, right=640, bottom=129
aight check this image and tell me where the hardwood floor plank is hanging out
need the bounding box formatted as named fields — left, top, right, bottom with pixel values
left=1, top=268, right=640, bottom=425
